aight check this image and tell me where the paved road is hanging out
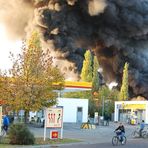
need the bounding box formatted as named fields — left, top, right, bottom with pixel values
left=25, top=122, right=148, bottom=148
left=29, top=122, right=138, bottom=144
left=58, top=139, right=148, bottom=148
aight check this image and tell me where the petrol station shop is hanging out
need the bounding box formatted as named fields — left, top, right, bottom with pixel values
left=114, top=101, right=148, bottom=124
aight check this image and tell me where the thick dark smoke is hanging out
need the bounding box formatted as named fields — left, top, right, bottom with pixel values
left=0, top=0, right=34, bottom=39
left=1, top=0, right=148, bottom=98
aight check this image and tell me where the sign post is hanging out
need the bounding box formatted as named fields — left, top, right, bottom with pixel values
left=44, top=106, right=63, bottom=141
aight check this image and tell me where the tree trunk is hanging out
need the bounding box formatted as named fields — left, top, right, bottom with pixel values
left=24, top=110, right=29, bottom=124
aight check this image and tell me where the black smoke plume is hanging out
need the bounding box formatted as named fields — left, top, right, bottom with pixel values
left=1, top=0, right=148, bottom=98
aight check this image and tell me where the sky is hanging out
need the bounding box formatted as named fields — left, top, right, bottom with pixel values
left=0, top=23, right=22, bottom=71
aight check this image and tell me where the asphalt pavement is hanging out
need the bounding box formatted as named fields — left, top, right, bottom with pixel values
left=23, top=121, right=142, bottom=148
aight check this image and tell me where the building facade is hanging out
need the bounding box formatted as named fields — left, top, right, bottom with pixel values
left=29, top=97, right=89, bottom=123
left=114, top=101, right=148, bottom=124
left=57, top=98, right=88, bottom=123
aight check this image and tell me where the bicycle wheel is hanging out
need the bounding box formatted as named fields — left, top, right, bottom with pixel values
left=142, top=131, right=147, bottom=138
left=121, top=136, right=127, bottom=145
left=112, top=136, right=118, bottom=146
left=0, top=128, right=5, bottom=137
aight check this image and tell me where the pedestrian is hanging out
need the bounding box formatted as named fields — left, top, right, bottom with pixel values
left=3, top=114, right=10, bottom=133
left=139, top=120, right=145, bottom=137
left=104, top=113, right=110, bottom=126
left=106, top=115, right=110, bottom=126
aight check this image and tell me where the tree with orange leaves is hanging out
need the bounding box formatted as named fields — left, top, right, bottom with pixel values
left=3, top=31, right=64, bottom=122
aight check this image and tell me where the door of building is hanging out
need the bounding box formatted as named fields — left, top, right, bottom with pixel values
left=77, top=107, right=83, bottom=123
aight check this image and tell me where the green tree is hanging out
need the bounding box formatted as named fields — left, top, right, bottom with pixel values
left=105, top=89, right=119, bottom=117
left=92, top=56, right=100, bottom=92
left=119, top=62, right=129, bottom=101
left=63, top=90, right=91, bottom=99
left=96, top=86, right=119, bottom=117
left=4, top=31, right=64, bottom=121
left=80, top=50, right=93, bottom=82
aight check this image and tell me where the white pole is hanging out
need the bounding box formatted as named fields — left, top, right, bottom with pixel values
left=145, top=102, right=148, bottom=124
left=60, top=122, right=63, bottom=139
left=43, top=108, right=47, bottom=141
left=60, top=107, right=64, bottom=139
left=114, top=102, right=119, bottom=122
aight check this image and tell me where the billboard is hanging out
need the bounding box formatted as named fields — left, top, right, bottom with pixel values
left=45, top=107, right=63, bottom=128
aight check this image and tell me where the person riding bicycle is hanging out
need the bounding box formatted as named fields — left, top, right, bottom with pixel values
left=115, top=122, right=125, bottom=143
left=139, top=120, right=145, bottom=137
left=3, top=114, right=10, bottom=133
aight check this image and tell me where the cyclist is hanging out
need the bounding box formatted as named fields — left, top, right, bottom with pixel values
left=115, top=122, right=125, bottom=144
left=139, top=120, right=145, bottom=137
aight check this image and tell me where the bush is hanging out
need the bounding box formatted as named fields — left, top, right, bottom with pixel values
left=8, top=123, right=35, bottom=145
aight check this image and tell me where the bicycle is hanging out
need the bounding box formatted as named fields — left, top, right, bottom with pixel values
left=112, top=131, right=127, bottom=146
left=131, top=127, right=147, bottom=138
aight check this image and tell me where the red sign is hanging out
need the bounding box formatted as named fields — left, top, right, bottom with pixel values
left=50, top=130, right=58, bottom=139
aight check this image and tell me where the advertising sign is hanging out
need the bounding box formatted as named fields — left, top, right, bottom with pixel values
left=50, top=130, right=58, bottom=139
left=46, top=107, right=63, bottom=128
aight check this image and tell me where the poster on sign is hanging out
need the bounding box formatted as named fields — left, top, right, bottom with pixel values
left=46, top=107, right=63, bottom=128
left=50, top=130, right=58, bottom=139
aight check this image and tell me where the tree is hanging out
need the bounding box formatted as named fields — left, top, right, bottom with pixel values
left=3, top=31, right=64, bottom=121
left=92, top=56, right=100, bottom=93
left=63, top=90, right=91, bottom=99
left=119, top=62, right=129, bottom=101
left=80, top=50, right=93, bottom=82
left=0, top=71, right=11, bottom=112
left=95, top=85, right=119, bottom=117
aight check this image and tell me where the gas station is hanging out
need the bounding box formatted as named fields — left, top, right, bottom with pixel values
left=29, top=81, right=92, bottom=123
left=114, top=101, right=148, bottom=124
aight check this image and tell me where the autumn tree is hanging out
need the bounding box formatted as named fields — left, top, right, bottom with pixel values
left=0, top=70, right=12, bottom=113
left=80, top=50, right=93, bottom=82
left=119, top=62, right=129, bottom=101
left=4, top=31, right=64, bottom=122
left=92, top=56, right=100, bottom=93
